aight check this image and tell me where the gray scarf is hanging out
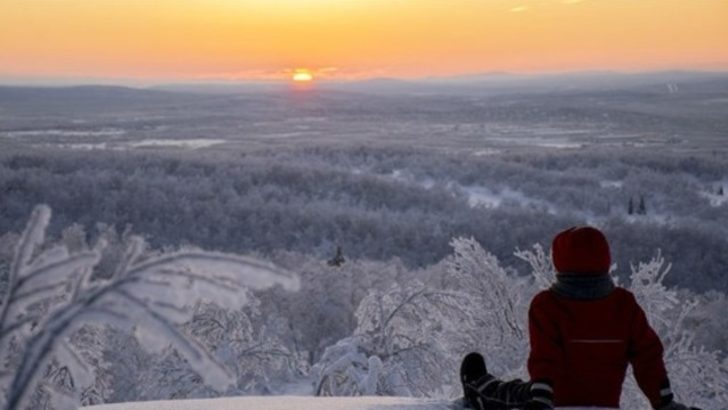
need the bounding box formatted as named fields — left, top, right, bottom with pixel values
left=550, top=274, right=615, bottom=300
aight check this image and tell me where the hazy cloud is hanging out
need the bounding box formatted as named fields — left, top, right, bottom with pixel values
left=186, top=66, right=395, bottom=82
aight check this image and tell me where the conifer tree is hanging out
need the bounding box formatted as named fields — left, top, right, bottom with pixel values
left=638, top=195, right=647, bottom=215
left=327, top=246, right=345, bottom=267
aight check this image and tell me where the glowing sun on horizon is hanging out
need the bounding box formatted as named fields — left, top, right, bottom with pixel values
left=292, top=69, right=314, bottom=82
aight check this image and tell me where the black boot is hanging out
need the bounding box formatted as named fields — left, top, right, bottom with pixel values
left=461, top=352, right=487, bottom=386
left=460, top=352, right=491, bottom=409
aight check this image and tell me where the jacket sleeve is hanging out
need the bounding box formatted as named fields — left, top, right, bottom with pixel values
left=627, top=294, right=671, bottom=409
left=527, top=292, right=563, bottom=386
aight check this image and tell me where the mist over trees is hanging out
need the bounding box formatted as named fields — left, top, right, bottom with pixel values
left=1, top=145, right=726, bottom=291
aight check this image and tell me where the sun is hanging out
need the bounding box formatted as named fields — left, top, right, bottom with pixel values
left=292, top=69, right=314, bottom=82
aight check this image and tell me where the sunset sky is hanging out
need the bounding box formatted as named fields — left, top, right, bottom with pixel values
left=1, top=0, right=727, bottom=83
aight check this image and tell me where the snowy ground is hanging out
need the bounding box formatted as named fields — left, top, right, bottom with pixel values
left=81, top=397, right=618, bottom=410
left=82, top=396, right=454, bottom=410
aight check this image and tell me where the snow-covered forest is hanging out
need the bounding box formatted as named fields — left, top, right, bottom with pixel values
left=2, top=82, right=728, bottom=293
left=1, top=78, right=727, bottom=409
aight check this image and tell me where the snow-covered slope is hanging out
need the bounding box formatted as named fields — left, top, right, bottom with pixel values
left=82, top=396, right=453, bottom=410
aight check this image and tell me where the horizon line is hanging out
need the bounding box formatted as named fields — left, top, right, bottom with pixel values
left=2, top=68, right=728, bottom=88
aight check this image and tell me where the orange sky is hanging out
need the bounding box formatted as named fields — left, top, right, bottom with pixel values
left=1, top=0, right=727, bottom=82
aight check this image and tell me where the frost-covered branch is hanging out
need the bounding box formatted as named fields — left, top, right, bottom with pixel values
left=514, top=243, right=555, bottom=289
left=0, top=205, right=299, bottom=410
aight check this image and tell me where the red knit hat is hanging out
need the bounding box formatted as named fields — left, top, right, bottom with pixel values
left=552, top=226, right=611, bottom=275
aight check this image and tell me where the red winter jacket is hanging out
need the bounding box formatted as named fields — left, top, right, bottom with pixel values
left=527, top=287, right=668, bottom=409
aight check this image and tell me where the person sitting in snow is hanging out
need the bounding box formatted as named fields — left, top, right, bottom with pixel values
left=460, top=226, right=699, bottom=410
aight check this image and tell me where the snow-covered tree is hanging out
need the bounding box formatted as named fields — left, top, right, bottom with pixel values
left=130, top=299, right=290, bottom=402
left=621, top=252, right=728, bottom=409
left=264, top=252, right=412, bottom=369
left=311, top=336, right=383, bottom=397
left=0, top=205, right=300, bottom=410
left=313, top=281, right=466, bottom=397
left=95, top=327, right=150, bottom=403
left=184, top=300, right=295, bottom=395
left=447, top=237, right=533, bottom=378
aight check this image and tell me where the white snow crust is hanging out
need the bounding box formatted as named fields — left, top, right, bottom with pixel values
left=82, top=396, right=452, bottom=410
left=81, top=397, right=618, bottom=410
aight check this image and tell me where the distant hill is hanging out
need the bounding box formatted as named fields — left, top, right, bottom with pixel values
left=320, top=70, right=728, bottom=95
left=0, top=85, right=210, bottom=117
left=0, top=85, right=202, bottom=107
left=151, top=82, right=287, bottom=95
left=151, top=70, right=728, bottom=96
left=2, top=71, right=727, bottom=98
